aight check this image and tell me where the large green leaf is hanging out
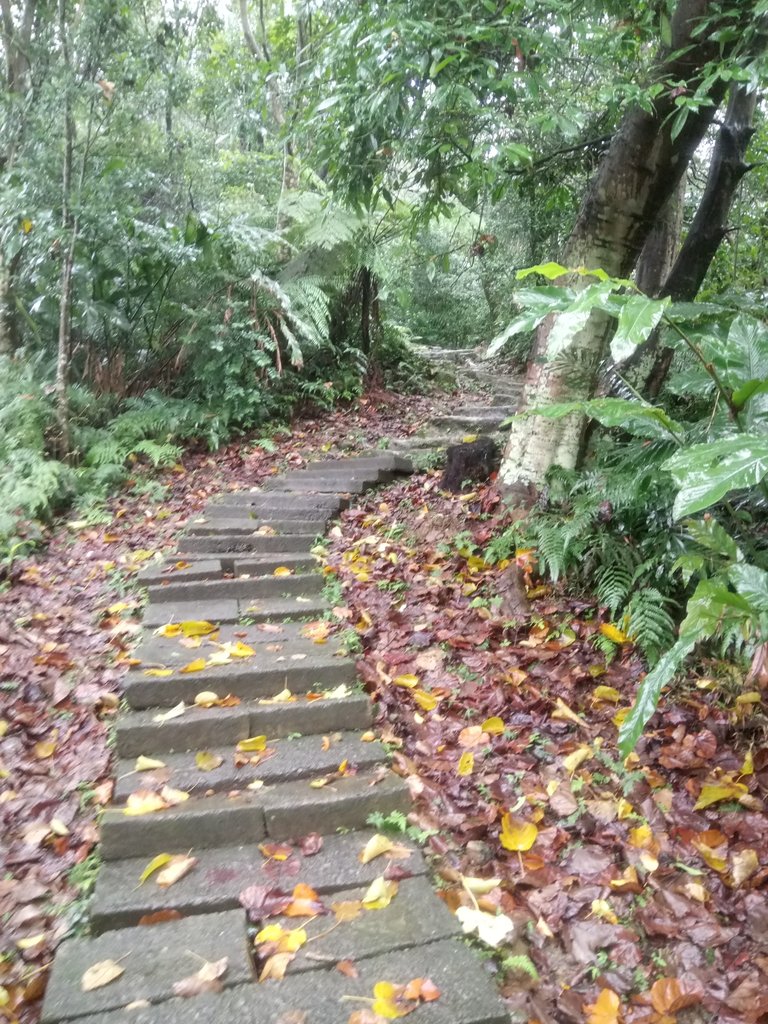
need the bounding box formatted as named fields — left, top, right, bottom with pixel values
left=664, top=434, right=768, bottom=518
left=546, top=308, right=592, bottom=358
left=524, top=397, right=684, bottom=441
left=485, top=312, right=544, bottom=358
left=610, top=294, right=669, bottom=362
left=728, top=563, right=768, bottom=614
left=618, top=636, right=696, bottom=755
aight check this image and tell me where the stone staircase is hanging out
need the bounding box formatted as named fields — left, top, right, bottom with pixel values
left=41, top=453, right=508, bottom=1024
left=390, top=345, right=524, bottom=459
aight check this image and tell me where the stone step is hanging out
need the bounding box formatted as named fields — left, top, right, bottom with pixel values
left=306, top=453, right=413, bottom=473
left=186, top=517, right=329, bottom=536
left=46, top=938, right=508, bottom=1024
left=146, top=571, right=323, bottom=605
left=41, top=910, right=252, bottom=1023
left=113, top=732, right=386, bottom=802
left=178, top=533, right=317, bottom=555
left=209, top=491, right=344, bottom=510
left=99, top=771, right=410, bottom=859
left=431, top=411, right=510, bottom=432
left=261, top=875, right=457, bottom=978
left=124, top=653, right=356, bottom=710
left=263, top=475, right=381, bottom=494
left=116, top=691, right=372, bottom=757
left=142, top=594, right=328, bottom=629
left=134, top=618, right=344, bottom=675
left=140, top=552, right=316, bottom=589
left=90, top=830, right=425, bottom=933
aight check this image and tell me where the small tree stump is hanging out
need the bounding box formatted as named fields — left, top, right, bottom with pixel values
left=441, top=436, right=499, bottom=492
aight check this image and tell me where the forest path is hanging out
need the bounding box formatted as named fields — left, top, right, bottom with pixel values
left=40, top=450, right=510, bottom=1024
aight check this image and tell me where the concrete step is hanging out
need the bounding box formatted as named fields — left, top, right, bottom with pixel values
left=142, top=594, right=328, bottom=629
left=116, top=691, right=372, bottom=757
left=305, top=453, right=413, bottom=473
left=178, top=533, right=317, bottom=555
left=186, top=517, right=328, bottom=536
left=139, top=552, right=316, bottom=589
left=125, top=652, right=357, bottom=710
left=431, top=411, right=510, bottom=432
left=114, top=732, right=385, bottom=802
left=263, top=474, right=382, bottom=494
left=99, top=771, right=410, bottom=859
left=208, top=491, right=344, bottom=510
left=45, top=939, right=508, bottom=1024
left=146, top=570, right=323, bottom=605
left=89, top=830, right=425, bottom=933
left=41, top=910, right=252, bottom=1023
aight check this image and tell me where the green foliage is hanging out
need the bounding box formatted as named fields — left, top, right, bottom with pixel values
left=493, top=270, right=768, bottom=751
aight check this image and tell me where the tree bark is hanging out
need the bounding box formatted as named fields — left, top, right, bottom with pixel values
left=54, top=0, right=74, bottom=458
left=498, top=0, right=754, bottom=494
left=644, top=83, right=758, bottom=396
left=635, top=176, right=685, bottom=297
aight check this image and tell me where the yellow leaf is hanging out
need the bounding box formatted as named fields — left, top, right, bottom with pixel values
left=179, top=620, right=218, bottom=637
left=628, top=824, right=653, bottom=849
left=16, top=933, right=45, bottom=950
left=461, top=875, right=501, bottom=896
left=551, top=698, right=585, bottom=727
left=362, top=876, right=398, bottom=910
left=462, top=434, right=478, bottom=443
left=0, top=720, right=7, bottom=738
left=34, top=739, right=56, bottom=759
left=392, top=673, right=419, bottom=689
left=457, top=751, right=475, bottom=777
left=156, top=854, right=197, bottom=888
left=412, top=688, right=439, bottom=711
left=739, top=751, right=754, bottom=776
left=694, top=780, right=748, bottom=810
left=160, top=785, right=189, bottom=806
left=273, top=566, right=293, bottom=577
left=359, top=834, right=395, bottom=864
left=81, top=960, right=125, bottom=992
left=179, top=658, right=207, bottom=674
left=736, top=690, right=762, bottom=705
left=480, top=716, right=504, bottom=735
left=500, top=814, right=537, bottom=852
left=592, top=685, right=621, bottom=703
left=599, top=623, right=630, bottom=645
left=156, top=623, right=182, bottom=638
left=143, top=668, right=174, bottom=678
left=562, top=744, right=592, bottom=773
left=372, top=980, right=409, bottom=1020
left=730, top=848, right=759, bottom=886
left=135, top=755, right=167, bottom=772
left=617, top=799, right=634, bottom=820
left=255, top=924, right=284, bottom=944
left=229, top=641, right=256, bottom=658
left=585, top=987, right=621, bottom=1024
left=591, top=899, right=618, bottom=924
left=21, top=218, right=33, bottom=234
left=49, top=818, right=69, bottom=836
left=309, top=777, right=329, bottom=788
left=139, top=853, right=173, bottom=883
left=195, top=751, right=224, bottom=771
left=277, top=927, right=306, bottom=954
left=152, top=702, right=186, bottom=722
left=612, top=707, right=630, bottom=727
left=237, top=735, right=267, bottom=752
left=194, top=691, right=220, bottom=708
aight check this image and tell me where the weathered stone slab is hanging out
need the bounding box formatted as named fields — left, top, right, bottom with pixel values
left=231, top=553, right=316, bottom=575
left=186, top=518, right=328, bottom=536
left=264, top=476, right=379, bottom=494
left=64, top=938, right=508, bottom=1024
left=142, top=600, right=240, bottom=630
left=124, top=656, right=356, bottom=709
left=116, top=705, right=251, bottom=758
left=90, top=831, right=426, bottom=933
left=263, top=772, right=410, bottom=838
left=306, top=454, right=413, bottom=473
left=265, top=876, right=457, bottom=974
left=41, top=911, right=252, bottom=1022
left=138, top=559, right=223, bottom=588
left=179, top=534, right=317, bottom=555
left=238, top=594, right=328, bottom=621
left=113, top=734, right=387, bottom=802
left=210, top=492, right=344, bottom=511
left=147, top=572, right=323, bottom=604
left=247, top=692, right=371, bottom=738
left=100, top=793, right=266, bottom=861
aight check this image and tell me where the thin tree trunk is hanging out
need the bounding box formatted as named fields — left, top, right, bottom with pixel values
left=54, top=0, right=74, bottom=458
left=0, top=256, right=12, bottom=355
left=635, top=175, right=685, bottom=297
left=645, top=83, right=758, bottom=396
left=499, top=0, right=750, bottom=495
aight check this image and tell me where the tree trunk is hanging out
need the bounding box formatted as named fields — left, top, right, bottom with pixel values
left=0, top=255, right=13, bottom=356
left=635, top=176, right=685, bottom=297
left=645, top=83, right=758, bottom=396
left=54, top=0, right=74, bottom=459
left=498, top=0, right=751, bottom=495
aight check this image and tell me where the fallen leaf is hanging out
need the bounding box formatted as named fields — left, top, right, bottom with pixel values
left=455, top=906, right=515, bottom=947
left=259, top=952, right=294, bottom=981
left=81, top=959, right=125, bottom=992
left=135, top=755, right=167, bottom=772
left=123, top=790, right=168, bottom=816
left=156, top=855, right=197, bottom=888
left=179, top=658, right=207, bottom=674
left=500, top=814, right=537, bottom=852
left=359, top=834, right=395, bottom=864
left=461, top=875, right=501, bottom=896
left=457, top=751, right=475, bottom=776
left=481, top=716, right=505, bottom=734
left=139, top=853, right=173, bottom=883
left=332, top=900, right=364, bottom=922
left=195, top=750, right=224, bottom=771
left=585, top=987, right=621, bottom=1024
left=694, top=779, right=748, bottom=809
left=194, top=691, right=220, bottom=707
left=237, top=735, right=268, bottom=752
left=599, top=623, right=630, bottom=645
left=153, top=702, right=185, bottom=723
left=362, top=876, right=399, bottom=910
left=173, top=957, right=228, bottom=996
